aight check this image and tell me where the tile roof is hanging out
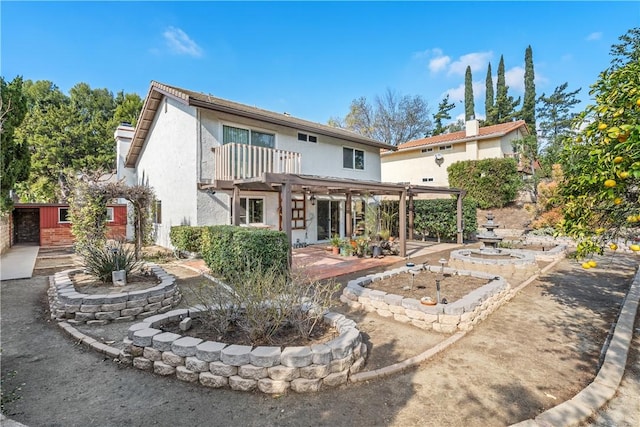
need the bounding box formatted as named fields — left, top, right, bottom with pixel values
left=390, top=120, right=529, bottom=153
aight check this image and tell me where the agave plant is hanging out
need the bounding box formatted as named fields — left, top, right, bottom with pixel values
left=81, top=240, right=143, bottom=283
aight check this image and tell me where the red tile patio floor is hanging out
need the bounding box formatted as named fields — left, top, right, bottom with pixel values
left=180, top=241, right=462, bottom=281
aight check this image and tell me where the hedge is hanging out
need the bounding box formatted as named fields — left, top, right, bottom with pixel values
left=447, top=158, right=522, bottom=209
left=200, top=226, right=289, bottom=279
left=169, top=226, right=207, bottom=254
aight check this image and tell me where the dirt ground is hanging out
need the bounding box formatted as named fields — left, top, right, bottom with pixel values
left=1, top=247, right=639, bottom=426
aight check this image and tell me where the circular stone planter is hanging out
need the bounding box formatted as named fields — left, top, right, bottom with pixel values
left=124, top=308, right=367, bottom=394
left=48, top=264, right=181, bottom=325
left=448, top=248, right=539, bottom=278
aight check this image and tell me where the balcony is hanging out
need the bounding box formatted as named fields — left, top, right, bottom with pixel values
left=212, top=143, right=301, bottom=181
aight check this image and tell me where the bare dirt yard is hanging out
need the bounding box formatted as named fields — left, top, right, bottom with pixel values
left=1, top=246, right=638, bottom=427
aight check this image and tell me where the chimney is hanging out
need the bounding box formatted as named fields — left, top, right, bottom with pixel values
left=114, top=124, right=135, bottom=184
left=465, top=119, right=479, bottom=137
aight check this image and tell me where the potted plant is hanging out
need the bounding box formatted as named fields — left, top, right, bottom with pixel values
left=339, top=238, right=353, bottom=256
left=330, top=234, right=341, bottom=255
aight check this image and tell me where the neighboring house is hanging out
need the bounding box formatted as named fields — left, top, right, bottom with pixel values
left=11, top=203, right=127, bottom=247
left=381, top=119, right=531, bottom=188
left=116, top=81, right=409, bottom=250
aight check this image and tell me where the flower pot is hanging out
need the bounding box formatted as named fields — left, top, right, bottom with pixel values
left=332, top=246, right=339, bottom=255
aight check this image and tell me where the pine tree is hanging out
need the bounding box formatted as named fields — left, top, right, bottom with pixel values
left=495, top=55, right=520, bottom=123
left=432, top=94, right=455, bottom=136
left=484, top=63, right=495, bottom=125
left=521, top=45, right=537, bottom=131
left=537, top=83, right=581, bottom=162
left=464, top=66, right=475, bottom=121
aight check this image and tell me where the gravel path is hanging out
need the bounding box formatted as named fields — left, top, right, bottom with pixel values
left=1, top=254, right=638, bottom=427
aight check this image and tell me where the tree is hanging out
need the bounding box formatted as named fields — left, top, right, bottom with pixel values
left=464, top=66, right=475, bottom=121
left=14, top=81, right=142, bottom=202
left=536, top=83, right=582, bottom=165
left=495, top=55, right=520, bottom=123
left=432, top=94, right=455, bottom=136
left=110, top=91, right=143, bottom=128
left=521, top=45, right=537, bottom=131
left=484, top=63, right=496, bottom=125
left=0, top=76, right=30, bottom=212
left=559, top=27, right=640, bottom=258
left=330, top=89, right=431, bottom=145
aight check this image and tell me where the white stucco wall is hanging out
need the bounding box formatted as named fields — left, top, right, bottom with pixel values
left=135, top=97, right=199, bottom=248
left=382, top=134, right=520, bottom=187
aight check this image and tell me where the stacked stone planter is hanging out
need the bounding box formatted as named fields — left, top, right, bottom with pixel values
left=448, top=249, right=539, bottom=277
left=125, top=309, right=366, bottom=394
left=48, top=264, right=181, bottom=325
left=340, top=265, right=512, bottom=333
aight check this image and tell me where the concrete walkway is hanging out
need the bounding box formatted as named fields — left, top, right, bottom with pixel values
left=0, top=245, right=40, bottom=281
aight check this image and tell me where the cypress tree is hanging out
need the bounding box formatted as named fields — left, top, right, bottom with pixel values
left=464, top=66, right=475, bottom=121
left=521, top=45, right=537, bottom=131
left=484, top=63, right=495, bottom=125
left=495, top=55, right=520, bottom=123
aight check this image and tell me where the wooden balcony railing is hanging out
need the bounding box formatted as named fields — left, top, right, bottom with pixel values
left=212, top=143, right=301, bottom=181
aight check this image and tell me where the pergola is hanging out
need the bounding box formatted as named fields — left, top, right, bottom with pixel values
left=206, top=173, right=466, bottom=259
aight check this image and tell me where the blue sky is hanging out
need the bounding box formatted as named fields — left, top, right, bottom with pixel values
left=3, top=1, right=639, bottom=127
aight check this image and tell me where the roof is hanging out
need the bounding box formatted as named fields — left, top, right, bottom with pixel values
left=125, top=81, right=395, bottom=168
left=384, top=120, right=530, bottom=154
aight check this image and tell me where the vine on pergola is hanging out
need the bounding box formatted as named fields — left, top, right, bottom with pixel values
left=68, top=173, right=155, bottom=260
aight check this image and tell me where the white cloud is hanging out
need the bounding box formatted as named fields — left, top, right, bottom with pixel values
left=505, top=66, right=525, bottom=92
left=430, top=55, right=451, bottom=73
left=445, top=80, right=486, bottom=103
left=163, top=27, right=203, bottom=57
left=448, top=51, right=493, bottom=76
left=586, top=32, right=602, bottom=41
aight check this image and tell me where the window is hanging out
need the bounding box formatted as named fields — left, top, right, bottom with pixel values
left=422, top=177, right=434, bottom=182
left=343, top=147, right=365, bottom=170
left=59, top=208, right=70, bottom=223
left=106, top=207, right=114, bottom=222
left=223, top=125, right=274, bottom=148
left=298, top=132, right=318, bottom=143
left=421, top=148, right=434, bottom=153
left=439, top=145, right=453, bottom=151
left=239, top=197, right=264, bottom=224
left=292, top=199, right=306, bottom=230
left=152, top=201, right=162, bottom=224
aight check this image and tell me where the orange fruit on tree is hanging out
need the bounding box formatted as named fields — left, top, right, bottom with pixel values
left=618, top=133, right=628, bottom=143
left=630, top=244, right=640, bottom=252
left=598, top=123, right=608, bottom=130
left=614, top=197, right=623, bottom=205
left=618, top=171, right=630, bottom=179
left=609, top=243, right=618, bottom=250
left=604, top=179, right=617, bottom=188
left=636, top=98, right=640, bottom=107
left=613, top=156, right=624, bottom=164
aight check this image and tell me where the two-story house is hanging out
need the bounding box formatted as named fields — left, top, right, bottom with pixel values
left=117, top=81, right=424, bottom=251
left=381, top=120, right=531, bottom=188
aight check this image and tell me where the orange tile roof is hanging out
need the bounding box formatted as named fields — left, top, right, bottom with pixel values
left=392, top=120, right=529, bottom=152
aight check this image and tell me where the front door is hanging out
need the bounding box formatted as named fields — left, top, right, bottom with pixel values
left=317, top=200, right=340, bottom=241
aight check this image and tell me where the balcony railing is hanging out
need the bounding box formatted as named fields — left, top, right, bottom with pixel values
left=213, top=143, right=301, bottom=181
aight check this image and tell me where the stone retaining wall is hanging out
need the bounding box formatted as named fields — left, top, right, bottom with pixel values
left=340, top=265, right=512, bottom=333
left=124, top=309, right=366, bottom=394
left=48, top=264, right=181, bottom=325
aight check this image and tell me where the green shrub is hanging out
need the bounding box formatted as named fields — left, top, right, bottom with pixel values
left=380, top=198, right=477, bottom=242
left=81, top=240, right=143, bottom=283
left=200, top=226, right=289, bottom=280
left=170, top=226, right=207, bottom=254
left=448, top=158, right=523, bottom=209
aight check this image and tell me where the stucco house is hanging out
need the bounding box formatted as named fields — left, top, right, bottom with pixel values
left=381, top=119, right=531, bottom=188
left=117, top=81, right=438, bottom=252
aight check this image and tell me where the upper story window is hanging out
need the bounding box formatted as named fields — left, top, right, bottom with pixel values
left=59, top=208, right=70, bottom=223
left=297, top=132, right=318, bottom=143
left=223, top=125, right=275, bottom=149
left=422, top=177, right=434, bottom=182
left=421, top=147, right=434, bottom=153
left=343, top=147, right=365, bottom=170
left=439, top=145, right=453, bottom=151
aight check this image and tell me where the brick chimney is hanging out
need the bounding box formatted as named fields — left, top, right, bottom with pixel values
left=465, top=119, right=479, bottom=137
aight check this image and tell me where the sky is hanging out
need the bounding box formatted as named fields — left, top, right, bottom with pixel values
left=2, top=1, right=639, bottom=127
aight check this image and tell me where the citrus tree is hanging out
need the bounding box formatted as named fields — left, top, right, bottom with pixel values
left=559, top=28, right=640, bottom=259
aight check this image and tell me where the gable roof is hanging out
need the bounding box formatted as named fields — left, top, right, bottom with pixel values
left=125, top=81, right=395, bottom=167
left=384, top=120, right=530, bottom=155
